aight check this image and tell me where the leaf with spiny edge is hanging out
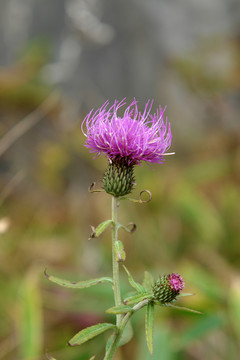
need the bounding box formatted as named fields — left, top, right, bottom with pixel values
left=122, top=265, right=145, bottom=293
left=145, top=302, right=155, bottom=354
left=161, top=303, right=202, bottom=314
left=124, top=293, right=152, bottom=306
left=45, top=270, right=113, bottom=289
left=68, top=323, right=117, bottom=347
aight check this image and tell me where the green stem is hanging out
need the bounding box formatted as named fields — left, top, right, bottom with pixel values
left=104, top=300, right=148, bottom=360
left=104, top=197, right=149, bottom=359
left=112, top=196, right=121, bottom=326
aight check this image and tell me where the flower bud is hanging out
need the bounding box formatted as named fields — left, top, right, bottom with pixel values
left=102, top=157, right=135, bottom=197
left=152, top=273, right=184, bottom=304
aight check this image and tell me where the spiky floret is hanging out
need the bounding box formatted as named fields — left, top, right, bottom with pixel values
left=81, top=99, right=172, bottom=166
left=152, top=273, right=184, bottom=304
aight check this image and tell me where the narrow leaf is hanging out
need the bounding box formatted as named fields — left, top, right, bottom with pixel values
left=115, top=240, right=126, bottom=262
left=124, top=293, right=152, bottom=305
left=106, top=305, right=133, bottom=314
left=122, top=265, right=145, bottom=293
left=164, top=303, right=202, bottom=314
left=120, top=190, right=152, bottom=204
left=69, top=323, right=117, bottom=346
left=177, top=292, right=195, bottom=298
left=117, top=222, right=136, bottom=234
left=89, top=357, right=96, bottom=360
left=88, top=182, right=104, bottom=193
left=142, top=271, right=154, bottom=291
left=145, top=302, right=154, bottom=354
left=45, top=270, right=113, bottom=289
left=89, top=220, right=112, bottom=239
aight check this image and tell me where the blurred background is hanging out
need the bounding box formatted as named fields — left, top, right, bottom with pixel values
left=0, top=0, right=240, bottom=359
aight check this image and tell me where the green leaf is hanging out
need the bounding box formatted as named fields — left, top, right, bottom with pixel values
left=122, top=265, right=145, bottom=293
left=145, top=302, right=154, bottom=354
left=124, top=293, right=152, bottom=305
left=118, top=321, right=133, bottom=347
left=89, top=357, right=96, bottom=360
left=89, top=220, right=112, bottom=239
left=163, top=303, right=202, bottom=314
left=142, top=271, right=154, bottom=291
left=69, top=323, right=117, bottom=346
left=45, top=270, right=113, bottom=289
left=115, top=240, right=126, bottom=262
left=106, top=304, right=133, bottom=314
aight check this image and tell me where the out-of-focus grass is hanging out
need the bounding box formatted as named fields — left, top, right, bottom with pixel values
left=17, top=268, right=43, bottom=360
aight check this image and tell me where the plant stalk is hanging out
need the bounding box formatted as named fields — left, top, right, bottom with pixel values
left=106, top=197, right=148, bottom=360
left=111, top=196, right=121, bottom=326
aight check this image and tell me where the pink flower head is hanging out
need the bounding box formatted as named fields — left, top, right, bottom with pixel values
left=168, top=273, right=185, bottom=292
left=81, top=99, right=172, bottom=165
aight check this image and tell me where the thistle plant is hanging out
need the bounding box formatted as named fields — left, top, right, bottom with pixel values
left=46, top=99, right=199, bottom=359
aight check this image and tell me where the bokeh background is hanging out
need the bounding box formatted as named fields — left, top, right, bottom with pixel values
left=0, top=0, right=240, bottom=359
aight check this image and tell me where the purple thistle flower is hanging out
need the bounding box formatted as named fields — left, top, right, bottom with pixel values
left=168, top=273, right=185, bottom=292
left=81, top=99, right=172, bottom=166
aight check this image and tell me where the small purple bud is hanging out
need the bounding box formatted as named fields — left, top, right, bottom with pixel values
left=152, top=273, right=185, bottom=304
